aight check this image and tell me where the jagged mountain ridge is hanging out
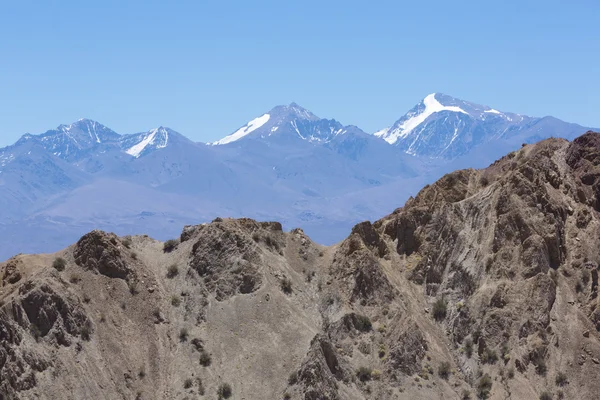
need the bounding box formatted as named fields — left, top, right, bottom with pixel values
left=2, top=131, right=600, bottom=399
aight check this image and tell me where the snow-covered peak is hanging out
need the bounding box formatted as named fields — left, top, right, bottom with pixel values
left=379, top=93, right=470, bottom=145
left=124, top=127, right=171, bottom=158
left=212, top=114, right=270, bottom=145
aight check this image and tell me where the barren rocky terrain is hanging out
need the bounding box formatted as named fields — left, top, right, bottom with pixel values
left=3, top=132, right=600, bottom=399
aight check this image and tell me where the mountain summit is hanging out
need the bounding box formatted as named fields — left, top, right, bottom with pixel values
left=212, top=103, right=353, bottom=145
left=376, top=93, right=587, bottom=159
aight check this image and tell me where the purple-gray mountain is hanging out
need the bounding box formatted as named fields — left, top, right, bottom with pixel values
left=0, top=94, right=592, bottom=260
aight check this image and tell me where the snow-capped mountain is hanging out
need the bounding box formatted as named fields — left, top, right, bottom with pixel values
left=0, top=96, right=594, bottom=261
left=213, top=103, right=357, bottom=145
left=376, top=93, right=589, bottom=159
left=29, top=119, right=121, bottom=161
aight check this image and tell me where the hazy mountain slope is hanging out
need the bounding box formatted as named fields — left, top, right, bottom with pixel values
left=2, top=132, right=600, bottom=399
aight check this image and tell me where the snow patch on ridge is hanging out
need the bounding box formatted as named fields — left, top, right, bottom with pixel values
left=126, top=129, right=157, bottom=158
left=213, top=114, right=271, bottom=145
left=484, top=109, right=501, bottom=114
left=374, top=127, right=390, bottom=138
left=381, top=93, right=469, bottom=144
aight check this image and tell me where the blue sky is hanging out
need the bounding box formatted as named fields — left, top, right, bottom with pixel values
left=1, top=0, right=598, bottom=146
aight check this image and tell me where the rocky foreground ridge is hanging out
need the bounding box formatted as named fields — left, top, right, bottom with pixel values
left=2, top=132, right=600, bottom=399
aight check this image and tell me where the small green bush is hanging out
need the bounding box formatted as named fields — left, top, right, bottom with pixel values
left=167, top=264, right=179, bottom=278
left=52, top=257, right=66, bottom=271
left=179, top=328, right=188, bottom=342
left=464, top=338, right=473, bottom=358
left=354, top=314, right=372, bottom=332
left=69, top=273, right=81, bottom=283
left=171, top=295, right=181, bottom=307
left=438, top=361, right=451, bottom=380
left=130, top=251, right=138, bottom=260
left=507, top=367, right=515, bottom=379
left=122, top=237, right=132, bottom=249
left=481, top=348, right=498, bottom=364
left=184, top=378, right=193, bottom=389
left=432, top=298, right=447, bottom=321
left=199, top=350, right=212, bottom=367
left=477, top=373, right=493, bottom=399
left=555, top=371, right=568, bottom=387
left=281, top=277, right=293, bottom=294
left=461, top=389, right=472, bottom=400
left=539, top=391, right=553, bottom=400
left=163, top=239, right=178, bottom=253
left=217, top=382, right=232, bottom=399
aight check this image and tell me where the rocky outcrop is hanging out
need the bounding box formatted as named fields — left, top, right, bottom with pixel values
left=188, top=219, right=265, bottom=301
left=74, top=230, right=133, bottom=279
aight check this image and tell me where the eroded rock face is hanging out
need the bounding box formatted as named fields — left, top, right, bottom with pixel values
left=74, top=230, right=132, bottom=279
left=189, top=220, right=264, bottom=301
left=386, top=320, right=428, bottom=376
left=0, top=278, right=89, bottom=398
left=288, top=335, right=345, bottom=400
left=18, top=282, right=91, bottom=342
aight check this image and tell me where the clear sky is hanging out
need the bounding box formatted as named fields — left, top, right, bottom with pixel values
left=1, top=0, right=598, bottom=146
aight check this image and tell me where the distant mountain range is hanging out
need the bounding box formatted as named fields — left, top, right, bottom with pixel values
left=0, top=94, right=593, bottom=260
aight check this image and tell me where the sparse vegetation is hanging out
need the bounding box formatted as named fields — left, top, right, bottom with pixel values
left=138, top=367, right=146, bottom=379
left=283, top=392, right=291, bottom=400
left=122, top=237, right=132, bottom=249
left=555, top=371, right=568, bottom=387
left=179, top=327, right=188, bottom=342
left=199, top=350, right=212, bottom=366
left=433, top=297, right=447, bottom=321
left=507, top=367, right=515, bottom=379
left=356, top=366, right=373, bottom=382
left=481, top=347, right=498, bottom=364
left=167, top=263, right=179, bottom=278
left=184, top=378, right=193, bottom=389
left=438, top=361, right=451, bottom=380
left=52, top=257, right=66, bottom=271
left=532, top=352, right=547, bottom=375
left=130, top=251, right=138, bottom=260
left=378, top=343, right=386, bottom=358
left=477, top=373, right=493, bottom=399
left=163, top=239, right=178, bottom=253
left=197, top=377, right=205, bottom=395
left=539, top=391, right=553, bottom=400
left=355, top=314, right=372, bottom=332
left=69, top=273, right=81, bottom=283
left=281, top=277, right=293, bottom=294
left=171, top=295, right=181, bottom=307
left=461, top=389, right=472, bottom=400
left=371, top=369, right=382, bottom=380
left=217, top=382, right=232, bottom=399
left=464, top=338, right=474, bottom=358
